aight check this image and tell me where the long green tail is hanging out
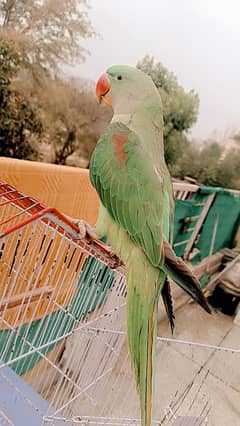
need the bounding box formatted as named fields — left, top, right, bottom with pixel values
left=126, top=255, right=165, bottom=426
left=125, top=240, right=210, bottom=426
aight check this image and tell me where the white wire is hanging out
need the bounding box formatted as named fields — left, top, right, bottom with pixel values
left=1, top=190, right=239, bottom=425
left=85, top=327, right=240, bottom=354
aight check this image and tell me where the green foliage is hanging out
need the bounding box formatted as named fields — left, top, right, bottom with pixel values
left=137, top=56, right=240, bottom=190
left=194, top=143, right=222, bottom=186
left=173, top=141, right=240, bottom=190
left=0, top=1, right=97, bottom=164
left=0, top=42, right=19, bottom=83
left=164, top=130, right=189, bottom=168
left=233, top=132, right=240, bottom=143
left=33, top=77, right=110, bottom=165
left=137, top=55, right=199, bottom=166
left=137, top=55, right=178, bottom=94
left=0, top=42, right=42, bottom=159
left=0, top=0, right=94, bottom=77
left=216, top=149, right=240, bottom=189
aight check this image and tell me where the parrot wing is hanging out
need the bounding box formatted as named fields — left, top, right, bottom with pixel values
left=90, top=121, right=210, bottom=315
left=90, top=121, right=171, bottom=267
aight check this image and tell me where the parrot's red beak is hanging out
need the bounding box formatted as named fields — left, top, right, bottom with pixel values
left=96, top=73, right=112, bottom=108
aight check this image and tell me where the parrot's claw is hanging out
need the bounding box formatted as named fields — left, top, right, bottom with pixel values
left=65, top=216, right=99, bottom=241
left=65, top=216, right=123, bottom=268
left=75, top=223, right=123, bottom=269
left=75, top=220, right=99, bottom=241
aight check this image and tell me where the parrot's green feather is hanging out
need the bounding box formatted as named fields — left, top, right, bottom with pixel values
left=90, top=66, right=210, bottom=426
left=126, top=248, right=165, bottom=426
left=90, top=122, right=169, bottom=425
left=90, top=122, right=170, bottom=268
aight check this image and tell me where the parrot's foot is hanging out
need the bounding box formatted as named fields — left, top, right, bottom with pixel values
left=65, top=215, right=99, bottom=241
left=75, top=220, right=99, bottom=241
left=75, top=224, right=123, bottom=269
left=65, top=215, right=123, bottom=269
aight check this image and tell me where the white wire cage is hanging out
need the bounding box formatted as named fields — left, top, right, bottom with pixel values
left=0, top=181, right=239, bottom=426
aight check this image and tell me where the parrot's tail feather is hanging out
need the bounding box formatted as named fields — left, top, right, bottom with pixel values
left=163, top=239, right=211, bottom=314
left=161, top=277, right=175, bottom=333
left=127, top=290, right=157, bottom=426
left=126, top=258, right=164, bottom=426
left=145, top=301, right=157, bottom=426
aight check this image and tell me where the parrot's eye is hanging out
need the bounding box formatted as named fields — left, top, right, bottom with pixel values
left=117, top=75, right=122, bottom=80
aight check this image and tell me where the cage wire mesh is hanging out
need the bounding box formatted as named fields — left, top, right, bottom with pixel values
left=0, top=181, right=240, bottom=426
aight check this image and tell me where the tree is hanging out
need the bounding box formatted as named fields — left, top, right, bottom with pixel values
left=137, top=56, right=240, bottom=189
left=0, top=41, right=42, bottom=159
left=172, top=140, right=240, bottom=190
left=172, top=141, right=221, bottom=184
left=137, top=55, right=199, bottom=166
left=35, top=78, right=111, bottom=165
left=0, top=0, right=94, bottom=77
left=0, top=1, right=96, bottom=163
left=216, top=149, right=240, bottom=189
left=233, top=132, right=240, bottom=143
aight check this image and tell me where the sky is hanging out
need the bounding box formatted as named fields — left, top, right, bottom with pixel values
left=73, top=0, right=240, bottom=140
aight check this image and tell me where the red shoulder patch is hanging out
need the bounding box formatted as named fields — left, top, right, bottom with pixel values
left=112, top=133, right=128, bottom=165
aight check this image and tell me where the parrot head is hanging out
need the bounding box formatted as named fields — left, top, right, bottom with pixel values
left=96, top=65, right=161, bottom=114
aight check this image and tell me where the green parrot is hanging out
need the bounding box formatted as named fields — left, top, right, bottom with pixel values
left=89, top=65, right=210, bottom=426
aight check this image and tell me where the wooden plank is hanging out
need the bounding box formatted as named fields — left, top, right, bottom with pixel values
left=193, top=252, right=223, bottom=278
left=173, top=182, right=199, bottom=193
left=208, top=213, right=219, bottom=258
left=183, top=215, right=200, bottom=223
left=183, top=193, right=216, bottom=260
left=173, top=239, right=190, bottom=248
left=173, top=416, right=206, bottom=425
left=0, top=287, right=54, bottom=311
left=206, top=253, right=240, bottom=293
left=234, top=305, right=240, bottom=326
